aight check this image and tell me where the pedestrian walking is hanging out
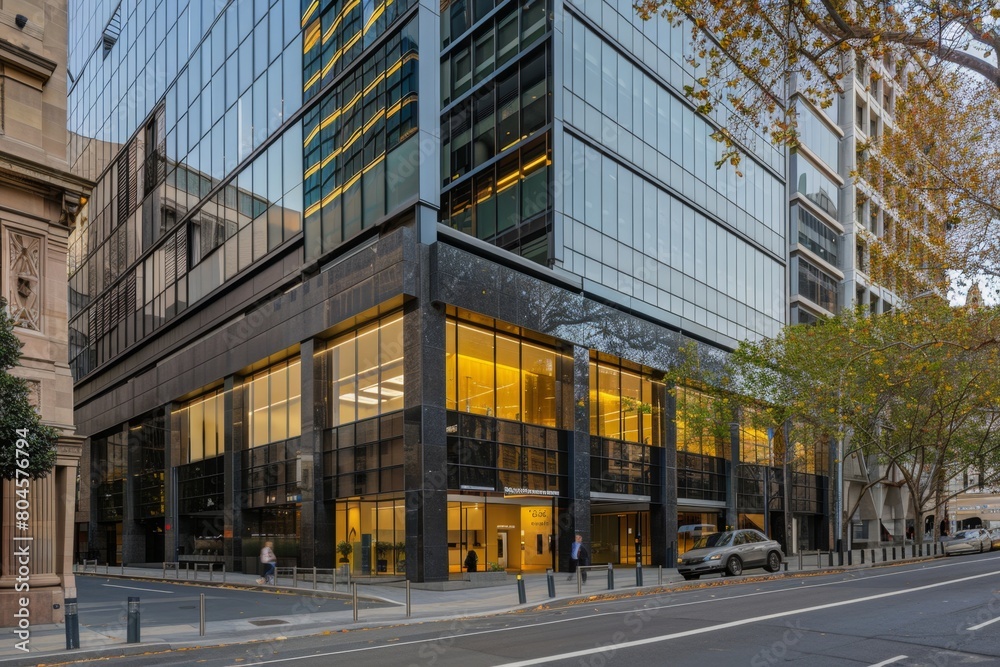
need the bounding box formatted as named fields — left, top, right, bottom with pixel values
left=259, top=541, right=276, bottom=585
left=568, top=534, right=588, bottom=582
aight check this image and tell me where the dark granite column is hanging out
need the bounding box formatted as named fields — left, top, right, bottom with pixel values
left=298, top=339, right=319, bottom=568
left=558, top=345, right=591, bottom=572
left=164, top=402, right=179, bottom=562
left=650, top=383, right=677, bottom=567
left=311, top=341, right=334, bottom=567
left=403, top=244, right=448, bottom=583
left=224, top=376, right=242, bottom=572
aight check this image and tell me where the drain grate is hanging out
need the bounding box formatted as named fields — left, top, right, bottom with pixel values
left=249, top=619, right=290, bottom=626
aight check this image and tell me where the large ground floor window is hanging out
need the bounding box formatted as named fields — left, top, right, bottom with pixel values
left=447, top=497, right=557, bottom=573
left=334, top=498, right=406, bottom=575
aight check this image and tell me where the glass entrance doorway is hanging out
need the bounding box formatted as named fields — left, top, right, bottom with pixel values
left=591, top=512, right=650, bottom=565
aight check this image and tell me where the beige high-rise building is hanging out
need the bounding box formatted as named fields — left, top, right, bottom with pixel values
left=0, top=0, right=92, bottom=625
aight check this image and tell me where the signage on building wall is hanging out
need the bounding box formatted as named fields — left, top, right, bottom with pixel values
left=503, top=487, right=559, bottom=497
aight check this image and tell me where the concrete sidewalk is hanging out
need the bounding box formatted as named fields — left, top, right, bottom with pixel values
left=0, top=548, right=943, bottom=665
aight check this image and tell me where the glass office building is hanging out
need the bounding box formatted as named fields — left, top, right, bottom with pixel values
left=68, top=0, right=829, bottom=580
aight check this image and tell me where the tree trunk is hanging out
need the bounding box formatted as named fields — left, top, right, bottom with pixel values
left=933, top=467, right=948, bottom=540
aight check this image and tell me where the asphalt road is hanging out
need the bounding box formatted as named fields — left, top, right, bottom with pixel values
left=76, top=576, right=391, bottom=633
left=78, top=553, right=1000, bottom=666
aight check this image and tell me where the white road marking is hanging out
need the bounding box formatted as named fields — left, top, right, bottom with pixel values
left=491, top=569, right=1000, bottom=667
left=869, top=656, right=908, bottom=667
left=968, top=615, right=1000, bottom=631
left=245, top=565, right=1000, bottom=666
left=101, top=583, right=174, bottom=594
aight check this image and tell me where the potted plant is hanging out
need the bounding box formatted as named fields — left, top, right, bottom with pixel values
left=394, top=541, right=406, bottom=572
left=336, top=540, right=353, bottom=563
left=375, top=541, right=392, bottom=573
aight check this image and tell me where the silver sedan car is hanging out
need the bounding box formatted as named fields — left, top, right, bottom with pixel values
left=677, top=529, right=784, bottom=580
left=943, top=528, right=991, bottom=555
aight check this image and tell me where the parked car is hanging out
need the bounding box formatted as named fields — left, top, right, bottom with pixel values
left=943, top=528, right=991, bottom=555
left=677, top=529, right=784, bottom=580
left=990, top=528, right=1000, bottom=551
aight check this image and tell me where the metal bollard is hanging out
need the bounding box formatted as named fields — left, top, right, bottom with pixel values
left=199, top=593, right=205, bottom=637
left=292, top=566, right=298, bottom=588
left=658, top=565, right=663, bottom=586
left=847, top=551, right=852, bottom=566
left=546, top=569, right=555, bottom=598
left=313, top=566, right=317, bottom=590
left=406, top=579, right=411, bottom=618
left=65, top=597, right=80, bottom=650
left=516, top=574, right=527, bottom=604
left=352, top=583, right=358, bottom=622
left=223, top=564, right=226, bottom=583
left=127, top=597, right=140, bottom=643
left=607, top=563, right=614, bottom=590
left=636, top=562, right=643, bottom=586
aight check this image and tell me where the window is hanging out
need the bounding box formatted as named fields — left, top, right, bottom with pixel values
left=590, top=357, right=663, bottom=445
left=175, top=389, right=226, bottom=463
left=795, top=157, right=839, bottom=219
left=247, top=357, right=302, bottom=447
left=102, top=3, right=122, bottom=59
left=798, top=259, right=839, bottom=312
left=446, top=316, right=571, bottom=427
left=674, top=386, right=726, bottom=457
left=326, top=314, right=405, bottom=427
left=795, top=205, right=839, bottom=267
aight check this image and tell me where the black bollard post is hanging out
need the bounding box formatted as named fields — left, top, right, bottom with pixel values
left=516, top=574, right=527, bottom=604
left=65, top=597, right=80, bottom=649
left=607, top=563, right=614, bottom=590
left=636, top=562, right=643, bottom=587
left=127, top=597, right=140, bottom=643
left=546, top=569, right=555, bottom=598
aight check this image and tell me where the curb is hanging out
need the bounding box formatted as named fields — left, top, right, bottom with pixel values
left=73, top=571, right=377, bottom=601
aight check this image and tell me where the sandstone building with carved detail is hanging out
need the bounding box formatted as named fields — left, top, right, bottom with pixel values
left=0, top=0, right=91, bottom=626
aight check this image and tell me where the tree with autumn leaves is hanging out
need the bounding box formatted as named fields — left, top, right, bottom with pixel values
left=635, top=0, right=1000, bottom=295
left=727, top=298, right=1000, bottom=547
left=633, top=0, right=1000, bottom=163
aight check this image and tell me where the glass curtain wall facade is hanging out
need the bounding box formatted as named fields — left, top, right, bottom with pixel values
left=68, top=0, right=832, bottom=580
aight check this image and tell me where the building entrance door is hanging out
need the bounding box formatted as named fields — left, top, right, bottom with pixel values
left=497, top=531, right=508, bottom=569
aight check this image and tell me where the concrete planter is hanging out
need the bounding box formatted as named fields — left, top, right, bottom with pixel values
left=464, top=571, right=509, bottom=584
